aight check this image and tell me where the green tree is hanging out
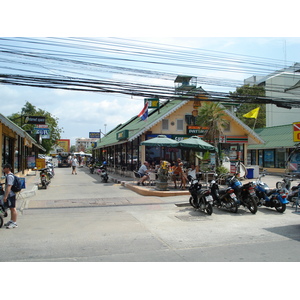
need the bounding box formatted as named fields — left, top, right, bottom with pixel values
left=197, top=102, right=229, bottom=167
left=8, top=101, right=63, bottom=153
left=229, top=84, right=266, bottom=129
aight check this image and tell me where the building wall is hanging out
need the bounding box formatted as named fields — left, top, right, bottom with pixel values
left=266, top=72, right=300, bottom=127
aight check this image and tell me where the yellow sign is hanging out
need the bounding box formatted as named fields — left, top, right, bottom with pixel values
left=293, top=122, right=300, bottom=142
left=36, top=158, right=46, bottom=170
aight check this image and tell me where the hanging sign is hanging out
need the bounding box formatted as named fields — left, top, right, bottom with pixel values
left=24, top=116, right=46, bottom=124
left=89, top=132, right=100, bottom=138
left=144, top=98, right=159, bottom=108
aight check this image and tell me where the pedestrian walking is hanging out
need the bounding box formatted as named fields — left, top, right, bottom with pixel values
left=2, top=164, right=18, bottom=229
left=71, top=156, right=78, bottom=175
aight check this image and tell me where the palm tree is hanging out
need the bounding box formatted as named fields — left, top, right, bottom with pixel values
left=197, top=102, right=229, bottom=167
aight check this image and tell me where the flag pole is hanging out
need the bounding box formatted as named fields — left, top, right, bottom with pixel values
left=253, top=118, right=257, bottom=130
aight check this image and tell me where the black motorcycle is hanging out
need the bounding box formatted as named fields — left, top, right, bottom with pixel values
left=210, top=179, right=239, bottom=213
left=226, top=175, right=258, bottom=214
left=188, top=175, right=213, bottom=215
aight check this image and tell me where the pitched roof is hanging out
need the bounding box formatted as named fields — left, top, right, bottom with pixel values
left=96, top=99, right=264, bottom=148
left=248, top=124, right=295, bottom=149
left=0, top=113, right=46, bottom=151
left=95, top=99, right=187, bottom=148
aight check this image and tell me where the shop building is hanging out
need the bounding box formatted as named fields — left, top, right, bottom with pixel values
left=93, top=98, right=263, bottom=175
left=248, top=123, right=299, bottom=174
left=0, top=113, right=45, bottom=175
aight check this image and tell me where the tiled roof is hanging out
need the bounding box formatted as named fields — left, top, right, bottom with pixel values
left=248, top=124, right=295, bottom=149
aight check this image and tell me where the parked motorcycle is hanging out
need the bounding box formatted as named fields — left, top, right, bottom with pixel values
left=188, top=175, right=213, bottom=215
left=254, top=172, right=289, bottom=213
left=210, top=177, right=239, bottom=213
left=225, top=174, right=258, bottom=214
left=96, top=164, right=109, bottom=183
left=89, top=163, right=95, bottom=174
left=47, top=161, right=55, bottom=179
left=38, top=168, right=51, bottom=189
left=276, top=174, right=300, bottom=204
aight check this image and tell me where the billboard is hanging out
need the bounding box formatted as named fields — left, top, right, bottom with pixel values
left=57, top=139, right=70, bottom=152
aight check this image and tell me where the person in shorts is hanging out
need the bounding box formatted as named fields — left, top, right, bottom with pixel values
left=2, top=164, right=18, bottom=229
left=71, top=156, right=78, bottom=175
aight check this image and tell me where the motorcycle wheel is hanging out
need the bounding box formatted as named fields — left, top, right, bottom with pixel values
left=206, top=203, right=213, bottom=215
left=275, top=203, right=286, bottom=213
left=42, top=180, right=47, bottom=189
left=247, top=196, right=258, bottom=214
left=189, top=196, right=198, bottom=209
left=276, top=181, right=283, bottom=189
left=229, top=200, right=238, bottom=213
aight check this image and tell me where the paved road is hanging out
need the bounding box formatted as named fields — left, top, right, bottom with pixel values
left=1, top=166, right=300, bottom=262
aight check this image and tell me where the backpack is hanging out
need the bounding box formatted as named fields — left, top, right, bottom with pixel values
left=7, top=174, right=22, bottom=193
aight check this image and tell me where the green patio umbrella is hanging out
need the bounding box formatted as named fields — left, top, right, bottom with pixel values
left=179, top=136, right=216, bottom=151
left=141, top=135, right=179, bottom=147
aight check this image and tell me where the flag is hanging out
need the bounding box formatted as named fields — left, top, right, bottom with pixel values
left=243, top=107, right=260, bottom=119
left=138, top=101, right=149, bottom=121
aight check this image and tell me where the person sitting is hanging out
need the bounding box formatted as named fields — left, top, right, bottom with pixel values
left=137, top=161, right=150, bottom=186
left=171, top=158, right=186, bottom=189
left=187, top=164, right=199, bottom=179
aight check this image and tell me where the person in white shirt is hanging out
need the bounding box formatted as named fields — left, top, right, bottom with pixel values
left=137, top=161, right=150, bottom=186
left=71, top=156, right=78, bottom=175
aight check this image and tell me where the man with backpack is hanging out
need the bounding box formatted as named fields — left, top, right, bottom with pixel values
left=2, top=164, right=18, bottom=229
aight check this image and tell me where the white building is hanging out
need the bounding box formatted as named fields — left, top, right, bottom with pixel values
left=245, top=63, right=300, bottom=127
left=75, top=137, right=98, bottom=151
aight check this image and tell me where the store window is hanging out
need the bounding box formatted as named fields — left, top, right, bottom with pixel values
left=2, top=135, right=14, bottom=169
left=275, top=148, right=286, bottom=168
left=264, top=150, right=275, bottom=168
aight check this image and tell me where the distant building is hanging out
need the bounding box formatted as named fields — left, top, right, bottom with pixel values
left=75, top=137, right=98, bottom=151
left=245, top=63, right=300, bottom=127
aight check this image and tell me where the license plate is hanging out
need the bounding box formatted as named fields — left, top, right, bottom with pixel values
left=230, top=193, right=236, bottom=199
left=249, top=190, right=255, bottom=195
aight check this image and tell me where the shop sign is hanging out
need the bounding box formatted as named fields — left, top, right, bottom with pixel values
left=293, top=122, right=300, bottom=142
left=187, top=125, right=208, bottom=135
left=116, top=130, right=129, bottom=140
left=89, top=132, right=100, bottom=138
left=36, top=158, right=46, bottom=169
left=27, top=156, right=36, bottom=168
left=24, top=116, right=46, bottom=125
left=34, top=128, right=50, bottom=136
left=225, top=136, right=248, bottom=143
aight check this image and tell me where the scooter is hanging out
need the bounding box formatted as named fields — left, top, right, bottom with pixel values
left=47, top=161, right=55, bottom=178
left=254, top=172, right=289, bottom=213
left=210, top=177, right=239, bottom=213
left=95, top=164, right=109, bottom=183
left=38, top=168, right=51, bottom=189
left=188, top=175, right=213, bottom=215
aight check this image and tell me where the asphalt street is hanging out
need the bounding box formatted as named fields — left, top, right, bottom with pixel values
left=1, top=165, right=300, bottom=262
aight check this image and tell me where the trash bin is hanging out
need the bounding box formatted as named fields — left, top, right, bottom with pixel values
left=246, top=168, right=254, bottom=179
